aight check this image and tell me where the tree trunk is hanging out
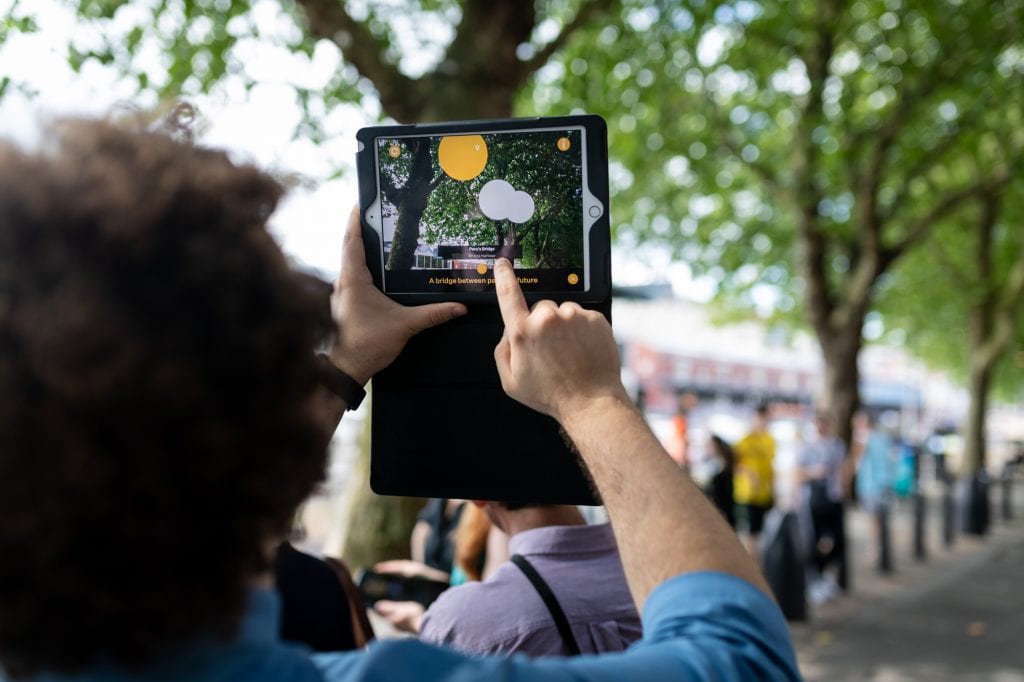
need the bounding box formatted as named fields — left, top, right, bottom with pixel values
left=963, top=359, right=991, bottom=476
left=962, top=194, right=1002, bottom=476
left=291, top=0, right=614, bottom=572
left=339, top=402, right=427, bottom=568
left=960, top=357, right=993, bottom=536
left=820, top=329, right=862, bottom=452
left=416, top=78, right=515, bottom=122
left=386, top=140, right=434, bottom=270
left=958, top=195, right=1005, bottom=537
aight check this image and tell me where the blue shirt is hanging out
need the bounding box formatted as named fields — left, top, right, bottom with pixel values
left=20, top=572, right=801, bottom=681
left=420, top=523, right=641, bottom=656
left=22, top=590, right=322, bottom=682
left=856, top=430, right=896, bottom=502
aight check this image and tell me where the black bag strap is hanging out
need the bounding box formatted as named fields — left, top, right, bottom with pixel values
left=510, top=554, right=582, bottom=656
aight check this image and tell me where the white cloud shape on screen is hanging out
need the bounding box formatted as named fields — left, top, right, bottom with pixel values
left=478, top=179, right=536, bottom=224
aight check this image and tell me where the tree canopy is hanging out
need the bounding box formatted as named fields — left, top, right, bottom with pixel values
left=532, top=0, right=1023, bottom=301
left=527, top=0, right=1024, bottom=443
left=882, top=177, right=1024, bottom=401
left=1, top=0, right=615, bottom=128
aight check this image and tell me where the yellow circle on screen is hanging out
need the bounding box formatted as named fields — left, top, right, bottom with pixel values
left=438, top=135, right=488, bottom=181
left=567, top=273, right=579, bottom=285
left=557, top=137, right=571, bottom=151
left=476, top=263, right=488, bottom=275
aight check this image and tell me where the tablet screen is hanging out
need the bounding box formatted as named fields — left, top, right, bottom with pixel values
left=373, top=127, right=591, bottom=294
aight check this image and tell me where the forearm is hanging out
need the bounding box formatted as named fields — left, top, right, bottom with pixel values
left=410, top=522, right=429, bottom=564
left=562, top=395, right=770, bottom=609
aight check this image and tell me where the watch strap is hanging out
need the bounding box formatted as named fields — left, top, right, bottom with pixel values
left=316, top=353, right=366, bottom=411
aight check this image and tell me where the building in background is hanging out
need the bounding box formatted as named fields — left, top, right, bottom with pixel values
left=610, top=286, right=1014, bottom=483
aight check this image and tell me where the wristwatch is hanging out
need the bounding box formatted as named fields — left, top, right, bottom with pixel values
left=316, top=353, right=366, bottom=410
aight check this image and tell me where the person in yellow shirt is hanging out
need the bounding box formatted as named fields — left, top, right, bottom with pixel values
left=733, top=404, right=776, bottom=555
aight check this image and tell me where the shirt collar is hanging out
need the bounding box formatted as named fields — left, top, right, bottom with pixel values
left=22, top=589, right=283, bottom=681
left=236, top=587, right=282, bottom=644
left=508, top=522, right=617, bottom=557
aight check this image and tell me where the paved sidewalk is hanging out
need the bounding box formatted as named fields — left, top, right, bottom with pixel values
left=793, top=491, right=1024, bottom=682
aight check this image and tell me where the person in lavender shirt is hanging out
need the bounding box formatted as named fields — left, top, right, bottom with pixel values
left=377, top=501, right=641, bottom=657
left=797, top=414, right=849, bottom=601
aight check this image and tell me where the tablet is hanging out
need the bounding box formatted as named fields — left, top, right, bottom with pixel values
left=356, top=115, right=610, bottom=305
left=355, top=116, right=609, bottom=505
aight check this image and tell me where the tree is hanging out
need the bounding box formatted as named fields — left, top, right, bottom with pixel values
left=11, top=0, right=1023, bottom=546
left=881, top=115, right=1024, bottom=532
left=530, top=0, right=1024, bottom=448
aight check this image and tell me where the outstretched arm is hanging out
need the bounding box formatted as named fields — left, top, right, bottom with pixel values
left=491, top=259, right=769, bottom=608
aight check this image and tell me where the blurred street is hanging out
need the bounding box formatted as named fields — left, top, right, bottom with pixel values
left=794, top=483, right=1024, bottom=681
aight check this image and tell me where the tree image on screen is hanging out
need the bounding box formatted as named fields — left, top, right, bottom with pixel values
left=378, top=131, right=583, bottom=271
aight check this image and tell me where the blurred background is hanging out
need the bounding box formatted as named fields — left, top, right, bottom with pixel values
left=2, top=1, right=1022, bottom=679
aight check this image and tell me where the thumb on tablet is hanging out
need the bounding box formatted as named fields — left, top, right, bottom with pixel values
left=401, top=301, right=468, bottom=335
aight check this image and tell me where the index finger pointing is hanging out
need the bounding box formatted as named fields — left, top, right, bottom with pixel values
left=494, top=258, right=528, bottom=327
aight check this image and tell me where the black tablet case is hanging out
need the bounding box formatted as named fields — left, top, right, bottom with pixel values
left=357, top=117, right=610, bottom=504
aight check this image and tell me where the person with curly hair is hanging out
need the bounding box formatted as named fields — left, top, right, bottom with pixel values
left=0, top=118, right=465, bottom=679
left=0, top=118, right=799, bottom=681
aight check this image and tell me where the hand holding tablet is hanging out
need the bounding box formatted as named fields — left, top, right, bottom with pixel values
left=328, top=206, right=468, bottom=386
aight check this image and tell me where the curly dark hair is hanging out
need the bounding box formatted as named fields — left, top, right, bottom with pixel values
left=0, top=119, right=332, bottom=677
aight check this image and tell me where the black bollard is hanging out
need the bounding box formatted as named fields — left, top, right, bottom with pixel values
left=837, top=504, right=850, bottom=592
left=877, top=502, right=893, bottom=574
left=912, top=490, right=927, bottom=561
left=942, top=478, right=956, bottom=549
left=1003, top=470, right=1014, bottom=521
left=761, top=510, right=807, bottom=622
left=960, top=472, right=990, bottom=536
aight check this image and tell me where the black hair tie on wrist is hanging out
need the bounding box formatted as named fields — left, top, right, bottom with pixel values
left=316, top=353, right=366, bottom=411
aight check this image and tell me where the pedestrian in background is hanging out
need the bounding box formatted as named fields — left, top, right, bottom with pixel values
left=855, top=412, right=897, bottom=573
left=734, top=404, right=776, bottom=555
left=419, top=502, right=641, bottom=657
left=668, top=392, right=697, bottom=469
left=797, top=414, right=848, bottom=604
left=706, top=435, right=737, bottom=529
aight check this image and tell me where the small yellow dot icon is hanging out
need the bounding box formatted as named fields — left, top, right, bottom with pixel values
left=557, top=137, right=571, bottom=152
left=567, top=273, right=579, bottom=285
left=388, top=143, right=401, bottom=158
left=477, top=263, right=488, bottom=275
